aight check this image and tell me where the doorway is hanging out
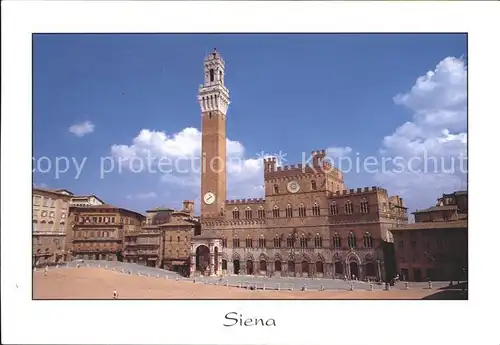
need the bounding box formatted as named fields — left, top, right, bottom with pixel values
left=233, top=260, right=240, bottom=274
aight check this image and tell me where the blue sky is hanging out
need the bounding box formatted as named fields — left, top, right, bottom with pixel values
left=33, top=34, right=467, bottom=215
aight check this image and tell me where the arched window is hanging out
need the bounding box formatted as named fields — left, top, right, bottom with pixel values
left=298, top=204, right=306, bottom=217
left=258, top=206, right=266, bottom=219
left=345, top=200, right=354, bottom=215
left=232, top=208, right=240, bottom=220
left=361, top=198, right=369, bottom=213
left=209, top=69, right=214, bottom=82
left=363, top=232, right=373, bottom=248
left=219, top=70, right=223, bottom=82
left=273, top=235, right=282, bottom=248
left=299, top=235, right=308, bottom=248
left=311, top=180, right=317, bottom=190
left=222, top=238, right=227, bottom=248
left=286, top=204, right=293, bottom=218
left=258, top=236, right=266, bottom=248
left=273, top=205, right=280, bottom=218
left=312, top=203, right=320, bottom=216
left=314, top=234, right=322, bottom=248
left=245, top=238, right=253, bottom=248
left=333, top=233, right=341, bottom=249
left=245, top=207, right=252, bottom=219
left=274, top=184, right=279, bottom=194
left=233, top=236, right=240, bottom=248
left=287, top=234, right=295, bottom=248
left=220, top=206, right=225, bottom=216
left=348, top=232, right=356, bottom=248
left=330, top=202, right=338, bottom=215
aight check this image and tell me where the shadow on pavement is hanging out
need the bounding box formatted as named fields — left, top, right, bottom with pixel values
left=422, top=288, right=468, bottom=300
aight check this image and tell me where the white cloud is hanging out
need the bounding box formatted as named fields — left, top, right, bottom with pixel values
left=326, top=146, right=353, bottom=158
left=376, top=56, right=467, bottom=210
left=111, top=128, right=267, bottom=203
left=69, top=121, right=95, bottom=137
left=126, top=192, right=157, bottom=200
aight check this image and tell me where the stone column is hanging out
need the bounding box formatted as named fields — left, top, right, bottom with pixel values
left=359, top=263, right=364, bottom=280
left=218, top=254, right=223, bottom=277
left=332, top=262, right=336, bottom=278
left=209, top=253, right=215, bottom=276
left=190, top=254, right=196, bottom=275
left=309, top=263, right=315, bottom=278
left=240, top=260, right=246, bottom=275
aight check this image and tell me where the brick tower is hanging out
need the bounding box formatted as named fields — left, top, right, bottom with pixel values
left=198, top=48, right=230, bottom=220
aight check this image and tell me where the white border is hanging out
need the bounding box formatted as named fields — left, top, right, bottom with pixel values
left=2, top=1, right=499, bottom=344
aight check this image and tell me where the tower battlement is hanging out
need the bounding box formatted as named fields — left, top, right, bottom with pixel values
left=329, top=186, right=388, bottom=197
left=264, top=148, right=343, bottom=181
left=226, top=198, right=265, bottom=205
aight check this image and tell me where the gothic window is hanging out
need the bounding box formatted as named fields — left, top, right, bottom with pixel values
left=177, top=236, right=180, bottom=242
left=232, top=208, right=240, bottom=220
left=210, top=69, right=215, bottom=82
left=312, top=203, right=320, bottom=216
left=258, top=206, right=266, bottom=219
left=273, top=205, right=280, bottom=218
left=233, top=237, right=240, bottom=248
left=411, top=235, right=417, bottom=248
left=274, top=184, right=279, bottom=194
left=344, top=200, right=354, bottom=215
left=333, top=233, right=341, bottom=249
left=273, top=236, right=282, bottom=248
left=298, top=204, right=306, bottom=217
left=360, top=198, right=369, bottom=213
left=220, top=206, right=224, bottom=216
left=363, top=232, right=373, bottom=248
left=348, top=232, right=356, bottom=248
left=314, top=234, right=322, bottom=248
left=286, top=204, right=293, bottom=218
left=219, top=70, right=223, bottom=82
left=258, top=237, right=266, bottom=248
left=245, top=207, right=252, bottom=219
left=311, top=180, right=317, bottom=190
left=299, top=235, right=308, bottom=248
left=222, top=238, right=227, bottom=248
left=287, top=235, right=295, bottom=248
left=245, top=238, right=253, bottom=248
left=329, top=202, right=338, bottom=215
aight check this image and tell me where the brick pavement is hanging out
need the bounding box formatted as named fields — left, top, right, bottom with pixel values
left=33, top=267, right=440, bottom=299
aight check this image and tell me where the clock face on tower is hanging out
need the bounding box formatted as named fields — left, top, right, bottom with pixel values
left=203, top=192, right=216, bottom=205
left=287, top=181, right=300, bottom=193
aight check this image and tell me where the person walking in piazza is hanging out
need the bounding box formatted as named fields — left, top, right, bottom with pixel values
left=113, top=289, right=118, bottom=299
left=44, top=265, right=48, bottom=276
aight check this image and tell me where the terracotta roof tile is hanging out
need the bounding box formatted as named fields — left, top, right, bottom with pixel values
left=390, top=220, right=467, bottom=232
left=413, top=205, right=458, bottom=213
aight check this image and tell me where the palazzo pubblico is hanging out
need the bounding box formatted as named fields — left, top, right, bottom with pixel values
left=189, top=49, right=408, bottom=281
